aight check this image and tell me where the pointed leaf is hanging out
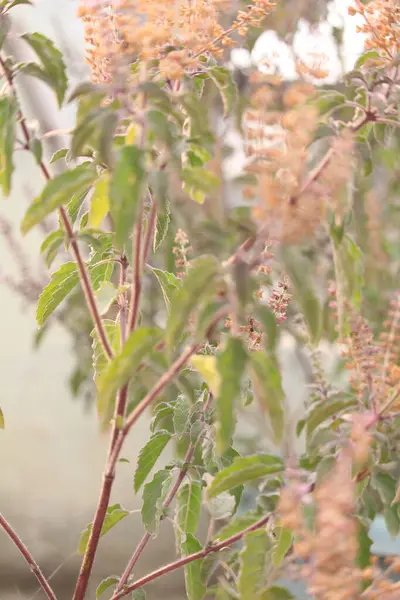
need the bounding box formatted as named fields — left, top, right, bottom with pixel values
left=134, top=430, right=172, bottom=492
left=78, top=504, right=129, bottom=554
left=89, top=174, right=110, bottom=228
left=96, top=576, right=119, bottom=599
left=190, top=355, right=221, bottom=397
left=214, top=512, right=261, bottom=542
left=215, top=338, right=247, bottom=454
left=153, top=203, right=170, bottom=252
left=141, top=469, right=173, bottom=534
left=272, top=527, right=292, bottom=567
left=36, top=262, right=79, bottom=326
left=173, top=394, right=192, bottom=438
left=181, top=534, right=206, bottom=600
left=149, top=267, right=181, bottom=313
left=91, top=319, right=120, bottom=388
left=21, top=164, right=97, bottom=234
left=207, top=454, right=283, bottom=499
left=176, top=480, right=202, bottom=535
left=49, top=148, right=68, bottom=164
left=250, top=352, right=285, bottom=445
left=109, top=145, right=147, bottom=250
left=166, top=255, right=220, bottom=349
left=97, top=327, right=162, bottom=423
left=238, top=529, right=270, bottom=600
left=306, top=393, right=357, bottom=440
left=21, top=33, right=67, bottom=106
left=0, top=96, right=18, bottom=196
left=94, top=281, right=118, bottom=316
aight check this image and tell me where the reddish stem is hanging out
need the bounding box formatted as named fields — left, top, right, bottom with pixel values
left=0, top=513, right=58, bottom=600
left=112, top=514, right=271, bottom=600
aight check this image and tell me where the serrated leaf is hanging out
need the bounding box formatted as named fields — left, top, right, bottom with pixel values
left=96, top=576, right=119, bottom=598
left=173, top=394, right=192, bottom=438
left=21, top=164, right=97, bottom=234
left=238, top=529, right=270, bottom=600
left=141, top=469, right=173, bottom=534
left=109, top=145, right=147, bottom=250
left=21, top=33, right=67, bottom=106
left=91, top=319, right=120, bottom=388
left=250, top=352, right=285, bottom=446
left=89, top=174, right=110, bottom=228
left=205, top=489, right=235, bottom=521
left=207, top=454, right=283, bottom=499
left=306, top=393, right=357, bottom=440
left=176, top=480, right=202, bottom=535
left=0, top=407, right=4, bottom=429
left=97, top=327, right=162, bottom=423
left=215, top=338, right=247, bottom=454
left=134, top=430, right=172, bottom=492
left=154, top=203, right=171, bottom=252
left=36, top=262, right=79, bottom=326
left=149, top=267, right=181, bottom=313
left=39, top=229, right=64, bottom=267
left=181, top=534, right=206, bottom=600
left=78, top=504, right=129, bottom=554
left=260, top=587, right=294, bottom=600
left=166, top=255, right=219, bottom=349
left=0, top=96, right=18, bottom=196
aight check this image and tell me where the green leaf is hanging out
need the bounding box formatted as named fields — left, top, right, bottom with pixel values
left=0, top=96, right=18, bottom=196
left=91, top=319, right=120, bottom=388
left=166, top=255, right=219, bottom=349
left=150, top=401, right=174, bottom=432
left=97, top=327, right=162, bottom=423
left=49, top=148, right=68, bottom=164
left=89, top=174, right=110, bottom=228
left=214, top=511, right=261, bottom=542
left=39, top=230, right=64, bottom=267
left=260, top=587, right=294, bottom=600
left=255, top=305, right=278, bottom=352
left=215, top=338, right=247, bottom=454
left=355, top=50, right=380, bottom=69
left=141, top=469, right=173, bottom=534
left=209, top=66, right=237, bottom=117
left=205, top=489, right=235, bottom=521
left=21, top=33, right=67, bottom=106
left=306, top=393, right=357, bottom=440
left=21, top=164, right=97, bottom=234
left=238, top=529, right=270, bottom=600
left=109, top=146, right=147, bottom=250
left=153, top=203, right=171, bottom=252
left=356, top=524, right=372, bottom=571
left=134, top=430, right=172, bottom=492
left=149, top=267, right=181, bottom=313
left=29, top=137, right=43, bottom=165
left=181, top=534, right=206, bottom=600
left=0, top=407, right=4, bottom=429
left=36, top=262, right=79, bottom=326
left=207, top=454, right=283, bottom=498
left=281, top=248, right=321, bottom=344
left=250, top=352, right=285, bottom=445
left=94, top=281, right=118, bottom=316
left=190, top=355, right=221, bottom=397
left=272, top=527, right=292, bottom=567
left=78, top=504, right=129, bottom=554
left=176, top=480, right=202, bottom=535
left=132, top=591, right=146, bottom=600
left=173, top=394, right=192, bottom=438
left=96, top=576, right=119, bottom=599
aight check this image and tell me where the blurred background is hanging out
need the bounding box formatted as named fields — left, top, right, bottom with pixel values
left=0, top=1, right=398, bottom=599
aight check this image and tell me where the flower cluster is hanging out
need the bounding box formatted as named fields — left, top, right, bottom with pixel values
left=78, top=0, right=276, bottom=83
left=349, top=0, right=400, bottom=59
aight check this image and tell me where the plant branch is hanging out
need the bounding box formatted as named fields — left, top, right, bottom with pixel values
left=111, top=513, right=270, bottom=600
left=113, top=393, right=213, bottom=596
left=0, top=54, right=113, bottom=360
left=0, top=513, right=58, bottom=600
